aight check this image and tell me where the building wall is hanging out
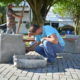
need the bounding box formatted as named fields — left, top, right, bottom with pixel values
left=13, top=7, right=32, bottom=34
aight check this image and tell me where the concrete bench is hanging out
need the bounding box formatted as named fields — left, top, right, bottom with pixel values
left=23, top=35, right=80, bottom=53
left=64, top=35, right=80, bottom=53
left=0, top=33, right=26, bottom=63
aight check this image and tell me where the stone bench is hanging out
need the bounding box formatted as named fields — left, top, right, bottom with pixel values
left=64, top=35, right=80, bottom=53
left=0, top=33, right=26, bottom=63
left=13, top=55, right=47, bottom=69
left=23, top=35, right=80, bottom=53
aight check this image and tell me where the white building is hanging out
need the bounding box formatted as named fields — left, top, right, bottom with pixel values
left=12, top=1, right=32, bottom=34
left=46, top=7, right=75, bottom=27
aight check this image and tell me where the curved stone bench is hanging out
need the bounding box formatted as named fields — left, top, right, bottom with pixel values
left=13, top=55, right=47, bottom=69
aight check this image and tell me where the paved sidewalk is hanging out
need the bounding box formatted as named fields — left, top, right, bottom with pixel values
left=0, top=52, right=80, bottom=80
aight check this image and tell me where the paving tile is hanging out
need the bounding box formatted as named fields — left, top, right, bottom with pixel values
left=0, top=53, right=79, bottom=80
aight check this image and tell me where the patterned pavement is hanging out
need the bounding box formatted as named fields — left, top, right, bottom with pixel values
left=0, top=52, right=80, bottom=80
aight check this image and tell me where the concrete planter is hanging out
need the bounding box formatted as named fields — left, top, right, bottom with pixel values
left=13, top=55, right=47, bottom=69
left=0, top=33, right=26, bottom=63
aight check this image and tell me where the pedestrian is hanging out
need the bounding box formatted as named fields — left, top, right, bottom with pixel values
left=6, top=3, right=22, bottom=34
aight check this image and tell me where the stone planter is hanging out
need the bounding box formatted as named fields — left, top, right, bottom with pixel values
left=13, top=55, right=47, bottom=69
left=0, top=33, right=26, bottom=63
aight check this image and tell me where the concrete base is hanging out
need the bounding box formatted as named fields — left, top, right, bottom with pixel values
left=0, top=33, right=26, bottom=63
left=13, top=55, right=47, bottom=69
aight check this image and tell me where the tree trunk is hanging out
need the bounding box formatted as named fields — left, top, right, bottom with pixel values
left=32, top=10, right=44, bottom=26
left=74, top=14, right=80, bottom=35
left=76, top=20, right=80, bottom=35
left=26, top=0, right=54, bottom=26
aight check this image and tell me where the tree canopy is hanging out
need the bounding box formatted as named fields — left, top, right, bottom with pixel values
left=0, top=0, right=80, bottom=34
left=53, top=0, right=80, bottom=19
left=52, top=0, right=80, bottom=34
left=0, top=0, right=59, bottom=26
